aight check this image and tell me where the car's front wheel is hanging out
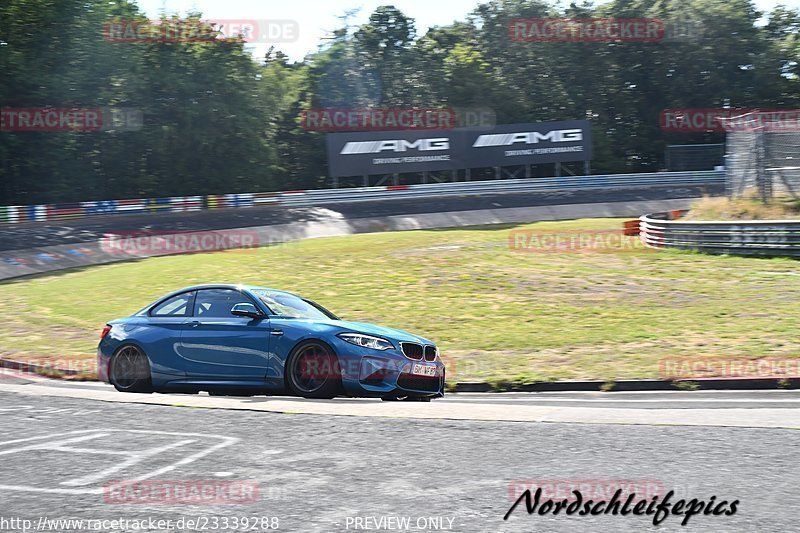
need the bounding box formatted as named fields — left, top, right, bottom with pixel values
left=382, top=395, right=432, bottom=402
left=110, top=345, right=153, bottom=393
left=286, top=340, right=341, bottom=399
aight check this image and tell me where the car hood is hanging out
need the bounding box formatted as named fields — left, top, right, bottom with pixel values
left=280, top=318, right=433, bottom=345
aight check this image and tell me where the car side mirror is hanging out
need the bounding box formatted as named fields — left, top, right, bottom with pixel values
left=231, top=303, right=263, bottom=319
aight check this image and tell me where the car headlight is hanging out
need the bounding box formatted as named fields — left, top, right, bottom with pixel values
left=337, top=333, right=394, bottom=351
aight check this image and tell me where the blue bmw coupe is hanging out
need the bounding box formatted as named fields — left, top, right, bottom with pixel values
left=97, top=284, right=445, bottom=400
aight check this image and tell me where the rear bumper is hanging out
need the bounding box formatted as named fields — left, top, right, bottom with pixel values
left=97, top=347, right=111, bottom=383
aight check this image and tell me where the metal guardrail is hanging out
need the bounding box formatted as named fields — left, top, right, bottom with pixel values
left=640, top=212, right=800, bottom=256
left=0, top=170, right=724, bottom=224
left=279, top=170, right=724, bottom=207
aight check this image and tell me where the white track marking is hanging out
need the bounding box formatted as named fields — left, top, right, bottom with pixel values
left=0, top=429, right=238, bottom=495
left=0, top=405, right=33, bottom=412
left=61, top=439, right=197, bottom=487
left=0, top=433, right=111, bottom=453
left=0, top=404, right=100, bottom=417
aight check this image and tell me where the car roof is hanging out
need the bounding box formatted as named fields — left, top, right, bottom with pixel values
left=174, top=284, right=297, bottom=296
left=138, top=284, right=298, bottom=313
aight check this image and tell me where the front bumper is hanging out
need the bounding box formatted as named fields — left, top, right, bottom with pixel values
left=338, top=349, right=446, bottom=397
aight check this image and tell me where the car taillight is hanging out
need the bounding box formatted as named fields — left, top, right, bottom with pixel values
left=100, top=325, right=112, bottom=340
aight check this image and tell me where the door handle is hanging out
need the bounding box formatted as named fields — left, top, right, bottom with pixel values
left=188, top=321, right=201, bottom=328
left=270, top=329, right=283, bottom=336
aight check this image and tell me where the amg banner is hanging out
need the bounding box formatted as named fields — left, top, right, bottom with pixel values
left=326, top=129, right=458, bottom=177
left=464, top=120, right=591, bottom=168
left=326, top=120, right=591, bottom=177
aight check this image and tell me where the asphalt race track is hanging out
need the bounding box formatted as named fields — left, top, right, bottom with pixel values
left=0, top=185, right=719, bottom=252
left=0, top=375, right=796, bottom=533
left=1, top=180, right=783, bottom=533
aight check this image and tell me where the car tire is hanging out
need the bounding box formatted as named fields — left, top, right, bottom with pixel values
left=382, top=395, right=433, bottom=402
left=402, top=396, right=432, bottom=402
left=286, top=340, right=341, bottom=399
left=109, top=344, right=153, bottom=393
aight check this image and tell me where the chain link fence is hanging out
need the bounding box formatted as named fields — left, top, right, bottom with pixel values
left=724, top=112, right=800, bottom=201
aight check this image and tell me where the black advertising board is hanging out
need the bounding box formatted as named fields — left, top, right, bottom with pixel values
left=326, top=129, right=460, bottom=177
left=462, top=119, right=591, bottom=168
left=326, top=120, right=592, bottom=177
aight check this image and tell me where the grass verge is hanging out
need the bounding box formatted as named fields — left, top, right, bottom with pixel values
left=684, top=195, right=800, bottom=221
left=1, top=218, right=799, bottom=385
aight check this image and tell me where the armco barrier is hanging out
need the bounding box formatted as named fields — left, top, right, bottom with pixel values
left=0, top=198, right=697, bottom=281
left=277, top=170, right=723, bottom=207
left=640, top=212, right=800, bottom=256
left=0, top=170, right=723, bottom=224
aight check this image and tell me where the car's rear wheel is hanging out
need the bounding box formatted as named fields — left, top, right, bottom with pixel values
left=286, top=340, right=341, bottom=399
left=110, top=345, right=153, bottom=393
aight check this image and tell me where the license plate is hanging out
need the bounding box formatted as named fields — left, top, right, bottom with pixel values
left=412, top=364, right=437, bottom=377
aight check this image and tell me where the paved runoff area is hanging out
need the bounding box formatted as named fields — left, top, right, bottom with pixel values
left=0, top=375, right=797, bottom=532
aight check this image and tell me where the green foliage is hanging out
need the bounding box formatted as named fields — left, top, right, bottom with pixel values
left=1, top=0, right=799, bottom=203
left=673, top=381, right=701, bottom=391
left=600, top=381, right=617, bottom=392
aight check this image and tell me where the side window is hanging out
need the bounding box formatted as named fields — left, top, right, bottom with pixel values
left=150, top=292, right=193, bottom=317
left=194, top=289, right=255, bottom=318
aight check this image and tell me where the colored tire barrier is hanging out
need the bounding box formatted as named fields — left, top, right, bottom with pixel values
left=0, top=170, right=723, bottom=225
left=0, top=198, right=696, bottom=281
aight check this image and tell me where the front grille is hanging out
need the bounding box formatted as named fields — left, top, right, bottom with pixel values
left=397, top=373, right=440, bottom=393
left=400, top=342, right=423, bottom=360
left=424, top=345, right=437, bottom=361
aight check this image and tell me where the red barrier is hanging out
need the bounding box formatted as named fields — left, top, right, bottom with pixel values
left=623, top=219, right=640, bottom=236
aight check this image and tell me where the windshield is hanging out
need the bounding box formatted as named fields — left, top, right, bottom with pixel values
left=252, top=290, right=333, bottom=320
